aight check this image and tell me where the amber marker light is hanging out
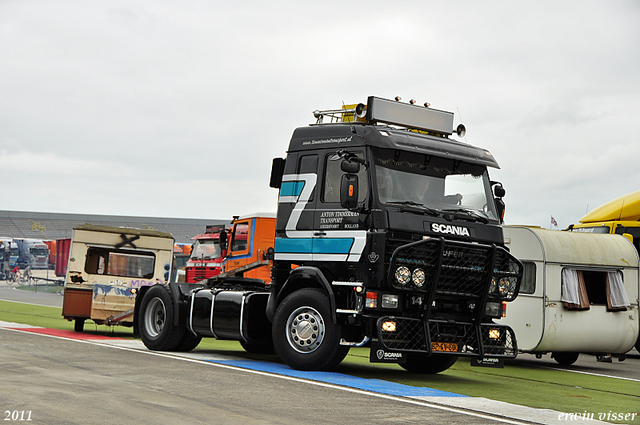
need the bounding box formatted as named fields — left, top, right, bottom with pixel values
left=382, top=321, right=397, bottom=332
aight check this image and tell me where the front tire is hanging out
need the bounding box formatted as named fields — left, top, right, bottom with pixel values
left=400, top=353, right=458, bottom=374
left=138, top=284, right=186, bottom=351
left=272, top=288, right=349, bottom=371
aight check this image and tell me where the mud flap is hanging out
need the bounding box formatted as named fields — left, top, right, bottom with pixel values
left=369, top=340, right=407, bottom=364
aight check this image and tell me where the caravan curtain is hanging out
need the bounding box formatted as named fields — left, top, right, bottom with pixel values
left=562, top=268, right=590, bottom=310
left=607, top=271, right=630, bottom=311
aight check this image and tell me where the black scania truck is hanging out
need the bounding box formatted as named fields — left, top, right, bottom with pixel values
left=134, top=96, right=523, bottom=373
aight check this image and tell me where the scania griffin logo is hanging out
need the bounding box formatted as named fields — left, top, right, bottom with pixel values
left=431, top=223, right=470, bottom=236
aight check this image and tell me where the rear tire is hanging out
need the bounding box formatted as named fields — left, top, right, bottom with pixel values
left=138, top=284, right=186, bottom=351
left=552, top=351, right=579, bottom=365
left=272, top=288, right=349, bottom=371
left=400, top=353, right=458, bottom=374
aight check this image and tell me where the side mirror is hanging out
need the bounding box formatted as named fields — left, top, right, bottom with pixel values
left=269, top=158, right=286, bottom=188
left=219, top=230, right=228, bottom=251
left=340, top=174, right=359, bottom=210
left=493, top=183, right=506, bottom=198
left=341, top=159, right=360, bottom=174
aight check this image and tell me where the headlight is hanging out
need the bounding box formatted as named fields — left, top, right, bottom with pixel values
left=485, top=301, right=502, bottom=318
left=395, top=266, right=411, bottom=286
left=381, top=294, right=399, bottom=309
left=412, top=268, right=426, bottom=287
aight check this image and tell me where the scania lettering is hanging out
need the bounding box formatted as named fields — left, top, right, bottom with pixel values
left=431, top=223, right=471, bottom=236
left=134, top=96, right=523, bottom=374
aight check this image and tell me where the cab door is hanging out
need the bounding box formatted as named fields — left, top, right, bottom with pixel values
left=311, top=151, right=368, bottom=262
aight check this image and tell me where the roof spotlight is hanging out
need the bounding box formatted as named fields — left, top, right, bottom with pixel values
left=355, top=103, right=367, bottom=118
left=455, top=124, right=466, bottom=137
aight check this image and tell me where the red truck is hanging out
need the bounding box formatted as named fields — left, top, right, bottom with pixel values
left=184, top=225, right=226, bottom=283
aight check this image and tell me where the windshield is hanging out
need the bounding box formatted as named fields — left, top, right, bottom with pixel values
left=373, top=147, right=499, bottom=221
left=191, top=239, right=222, bottom=260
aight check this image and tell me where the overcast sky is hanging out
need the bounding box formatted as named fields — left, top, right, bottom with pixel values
left=1, top=1, right=638, bottom=229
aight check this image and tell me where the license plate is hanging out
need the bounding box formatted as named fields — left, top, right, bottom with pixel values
left=431, top=342, right=458, bottom=352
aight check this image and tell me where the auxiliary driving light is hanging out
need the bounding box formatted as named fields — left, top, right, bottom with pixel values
left=382, top=320, right=397, bottom=332
left=395, top=266, right=411, bottom=286
left=488, top=328, right=501, bottom=339
left=412, top=268, right=426, bottom=287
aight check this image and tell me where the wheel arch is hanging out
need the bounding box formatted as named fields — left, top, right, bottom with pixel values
left=267, top=266, right=337, bottom=324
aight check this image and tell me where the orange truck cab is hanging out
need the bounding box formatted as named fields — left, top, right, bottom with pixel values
left=221, top=214, right=276, bottom=283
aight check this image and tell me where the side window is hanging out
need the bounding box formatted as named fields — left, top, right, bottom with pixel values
left=322, top=152, right=368, bottom=203
left=615, top=226, right=640, bottom=252
left=85, top=247, right=155, bottom=278
left=231, top=222, right=249, bottom=253
left=519, top=262, right=536, bottom=294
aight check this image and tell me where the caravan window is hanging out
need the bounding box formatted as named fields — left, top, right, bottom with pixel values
left=519, top=262, right=536, bottom=294
left=562, top=268, right=630, bottom=311
left=85, top=247, right=155, bottom=279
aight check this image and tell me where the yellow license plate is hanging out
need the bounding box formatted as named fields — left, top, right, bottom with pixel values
left=431, top=342, right=458, bottom=352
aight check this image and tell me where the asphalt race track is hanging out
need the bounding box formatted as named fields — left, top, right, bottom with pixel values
left=1, top=327, right=538, bottom=425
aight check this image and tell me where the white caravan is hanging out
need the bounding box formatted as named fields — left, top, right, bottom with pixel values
left=500, top=226, right=639, bottom=365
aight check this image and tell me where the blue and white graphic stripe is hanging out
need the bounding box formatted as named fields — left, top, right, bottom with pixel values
left=276, top=173, right=366, bottom=262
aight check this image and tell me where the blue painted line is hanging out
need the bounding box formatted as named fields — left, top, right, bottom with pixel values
left=206, top=359, right=466, bottom=398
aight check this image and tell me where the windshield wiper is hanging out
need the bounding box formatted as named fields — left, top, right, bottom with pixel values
left=386, top=201, right=441, bottom=217
left=441, top=208, right=490, bottom=224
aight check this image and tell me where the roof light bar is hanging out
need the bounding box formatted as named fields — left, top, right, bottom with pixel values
left=366, top=96, right=454, bottom=135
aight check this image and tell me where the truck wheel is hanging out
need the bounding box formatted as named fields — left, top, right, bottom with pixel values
left=552, top=352, right=579, bottom=365
left=240, top=340, right=275, bottom=354
left=400, top=353, right=458, bottom=374
left=138, top=284, right=186, bottom=351
left=272, top=288, right=349, bottom=371
left=74, top=319, right=85, bottom=333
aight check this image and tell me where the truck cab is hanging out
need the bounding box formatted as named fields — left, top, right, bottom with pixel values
left=267, top=96, right=521, bottom=371
left=185, top=225, right=226, bottom=283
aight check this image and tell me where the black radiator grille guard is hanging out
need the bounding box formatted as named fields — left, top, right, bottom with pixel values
left=377, top=237, right=522, bottom=357
left=386, top=237, right=522, bottom=300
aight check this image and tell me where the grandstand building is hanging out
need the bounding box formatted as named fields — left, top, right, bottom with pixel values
left=0, top=210, right=227, bottom=244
